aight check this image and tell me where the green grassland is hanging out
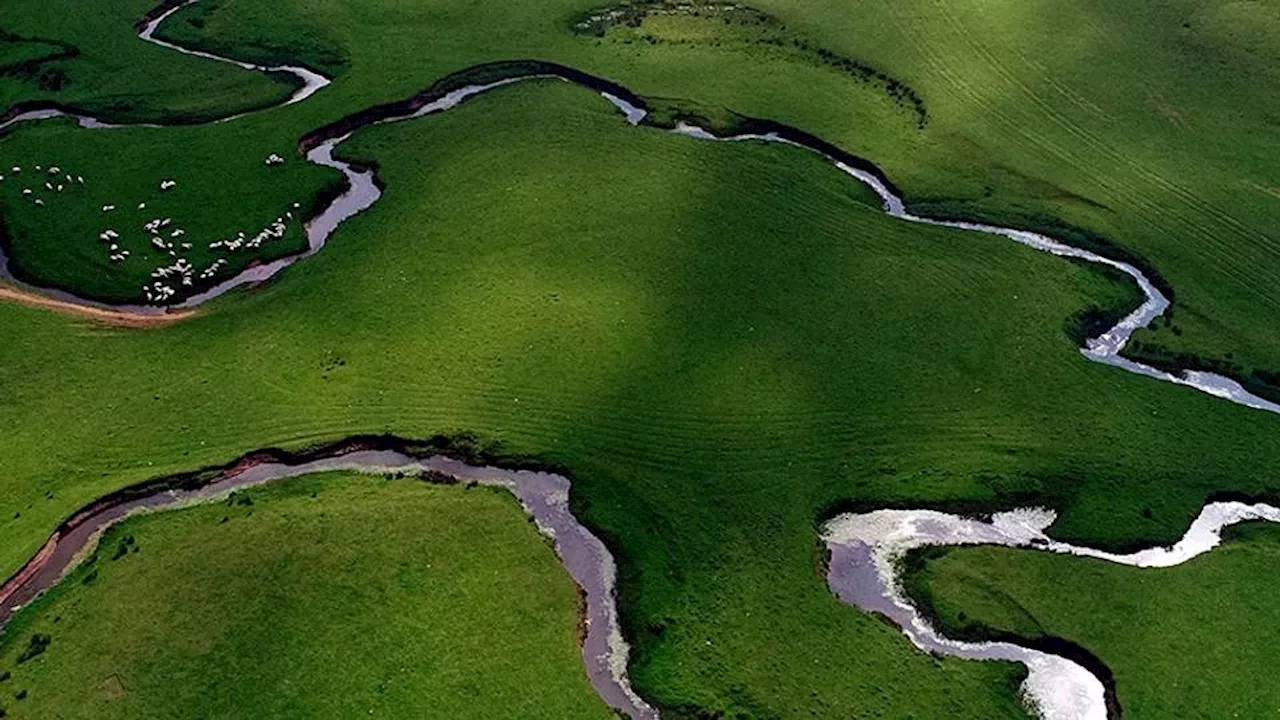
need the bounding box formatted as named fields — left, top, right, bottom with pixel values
left=12, top=0, right=907, bottom=306
left=2, top=79, right=1280, bottom=715
left=0, top=471, right=614, bottom=719
left=1, top=0, right=1277, bottom=389
left=0, top=0, right=296, bottom=123
left=142, top=0, right=1280, bottom=391
left=905, top=521, right=1280, bottom=718
left=0, top=36, right=71, bottom=77
left=0, top=116, right=337, bottom=303
left=4, top=0, right=1280, bottom=714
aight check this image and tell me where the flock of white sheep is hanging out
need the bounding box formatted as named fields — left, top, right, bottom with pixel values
left=3, top=153, right=303, bottom=303
left=3, top=164, right=82, bottom=209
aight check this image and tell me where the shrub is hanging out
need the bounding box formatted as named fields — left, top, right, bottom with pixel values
left=16, top=634, right=50, bottom=664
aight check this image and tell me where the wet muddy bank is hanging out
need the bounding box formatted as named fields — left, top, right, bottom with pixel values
left=0, top=432, right=657, bottom=720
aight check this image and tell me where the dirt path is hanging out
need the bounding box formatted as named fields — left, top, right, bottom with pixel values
left=0, top=283, right=196, bottom=327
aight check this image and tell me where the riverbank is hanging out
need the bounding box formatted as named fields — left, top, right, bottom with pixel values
left=0, top=434, right=656, bottom=719
left=0, top=469, right=617, bottom=719
left=4, top=68, right=1280, bottom=718
left=897, top=514, right=1280, bottom=718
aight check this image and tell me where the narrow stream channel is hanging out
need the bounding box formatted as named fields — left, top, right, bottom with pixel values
left=137, top=0, right=330, bottom=113
left=0, top=443, right=658, bottom=720
left=822, top=502, right=1280, bottom=720
left=3, top=3, right=1280, bottom=718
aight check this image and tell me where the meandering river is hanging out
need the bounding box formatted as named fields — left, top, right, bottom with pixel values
left=0, top=441, right=658, bottom=720
left=823, top=502, right=1280, bottom=719
left=3, top=2, right=1280, bottom=718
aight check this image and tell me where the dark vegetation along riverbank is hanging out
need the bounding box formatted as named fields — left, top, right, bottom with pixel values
left=898, top=546, right=1123, bottom=717
left=0, top=432, right=550, bottom=627
left=570, top=0, right=928, bottom=128
left=0, top=31, right=78, bottom=94
left=4, top=0, right=1280, bottom=717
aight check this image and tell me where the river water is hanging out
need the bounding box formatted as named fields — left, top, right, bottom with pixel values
left=0, top=446, right=658, bottom=720
left=4, top=4, right=1280, bottom=718
left=822, top=502, right=1280, bottom=719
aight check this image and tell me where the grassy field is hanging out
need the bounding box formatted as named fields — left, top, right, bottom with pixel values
left=905, top=521, right=1280, bottom=718
left=1, top=78, right=1279, bottom=716
left=0, top=0, right=1276, bottom=388
left=0, top=471, right=614, bottom=719
left=0, top=115, right=337, bottom=302
left=0, top=0, right=296, bottom=123
left=126, top=0, right=1280, bottom=387
left=5, top=0, right=1280, bottom=713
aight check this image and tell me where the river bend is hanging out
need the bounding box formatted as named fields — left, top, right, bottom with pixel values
left=3, top=3, right=1280, bottom=718
left=0, top=441, right=657, bottom=720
